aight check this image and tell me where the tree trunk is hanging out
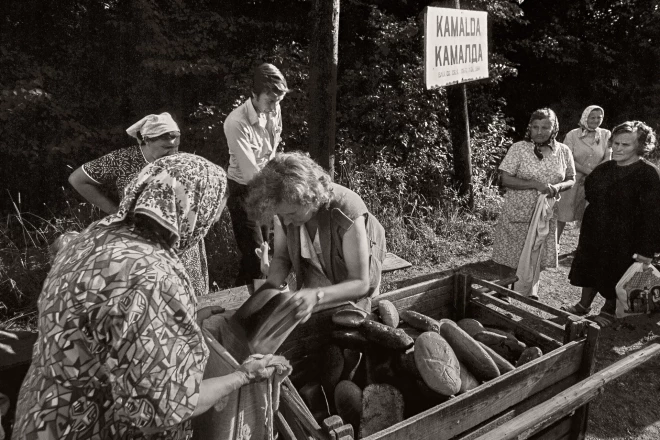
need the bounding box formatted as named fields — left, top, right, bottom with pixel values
left=308, top=0, right=339, bottom=177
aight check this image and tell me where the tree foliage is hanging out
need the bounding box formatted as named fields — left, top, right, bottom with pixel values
left=0, top=0, right=656, bottom=215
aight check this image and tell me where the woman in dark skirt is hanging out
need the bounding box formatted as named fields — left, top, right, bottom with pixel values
left=568, top=121, right=660, bottom=327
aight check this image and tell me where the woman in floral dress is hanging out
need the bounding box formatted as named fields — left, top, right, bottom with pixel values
left=492, top=108, right=575, bottom=299
left=13, top=154, right=286, bottom=440
left=68, top=113, right=210, bottom=296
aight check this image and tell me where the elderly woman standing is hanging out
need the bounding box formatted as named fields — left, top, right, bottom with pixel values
left=568, top=121, right=660, bottom=326
left=556, top=105, right=612, bottom=242
left=68, top=113, right=210, bottom=296
left=243, top=152, right=387, bottom=321
left=13, top=154, right=286, bottom=440
left=492, top=108, right=575, bottom=299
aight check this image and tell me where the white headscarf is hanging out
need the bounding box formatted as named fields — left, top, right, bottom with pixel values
left=126, top=112, right=180, bottom=143
left=578, top=105, right=605, bottom=144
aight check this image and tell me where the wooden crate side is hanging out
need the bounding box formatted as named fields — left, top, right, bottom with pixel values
left=530, top=417, right=572, bottom=440
left=468, top=302, right=562, bottom=353
left=372, top=275, right=455, bottom=306
left=455, top=375, right=578, bottom=440
left=362, top=340, right=585, bottom=440
left=471, top=289, right=565, bottom=338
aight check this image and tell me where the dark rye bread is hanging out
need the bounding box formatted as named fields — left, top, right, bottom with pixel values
left=359, top=384, right=405, bottom=437
left=359, top=320, right=414, bottom=351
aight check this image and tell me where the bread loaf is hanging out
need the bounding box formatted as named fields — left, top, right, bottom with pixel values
left=516, top=346, right=543, bottom=367
left=335, top=380, right=362, bottom=431
left=438, top=319, right=500, bottom=381
left=359, top=320, right=414, bottom=351
left=332, top=330, right=369, bottom=350
left=457, top=318, right=485, bottom=337
left=477, top=341, right=515, bottom=374
left=400, top=310, right=442, bottom=333
left=414, top=332, right=461, bottom=396
left=332, top=308, right=368, bottom=328
left=360, top=384, right=405, bottom=437
left=458, top=360, right=480, bottom=393
left=378, top=300, right=400, bottom=328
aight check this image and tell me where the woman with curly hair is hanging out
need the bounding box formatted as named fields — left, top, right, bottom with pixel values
left=242, top=152, right=386, bottom=321
left=567, top=121, right=660, bottom=327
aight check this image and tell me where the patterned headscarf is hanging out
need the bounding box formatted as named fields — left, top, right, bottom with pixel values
left=524, top=108, right=559, bottom=160
left=99, top=153, right=227, bottom=253
left=126, top=112, right=180, bottom=143
left=578, top=105, right=605, bottom=144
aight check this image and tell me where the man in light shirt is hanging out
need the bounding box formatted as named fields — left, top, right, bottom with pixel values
left=224, top=63, right=289, bottom=286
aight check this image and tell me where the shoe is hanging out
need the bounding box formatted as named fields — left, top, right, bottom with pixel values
left=529, top=294, right=539, bottom=301
left=591, top=311, right=616, bottom=328
left=493, top=292, right=511, bottom=303
left=561, top=303, right=591, bottom=316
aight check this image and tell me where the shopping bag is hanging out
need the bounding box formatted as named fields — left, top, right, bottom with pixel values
left=615, top=262, right=660, bottom=318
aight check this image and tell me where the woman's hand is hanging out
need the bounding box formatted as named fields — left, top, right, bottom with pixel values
left=537, top=182, right=558, bottom=198
left=292, top=288, right=325, bottom=322
left=237, top=354, right=276, bottom=383
left=634, top=254, right=653, bottom=266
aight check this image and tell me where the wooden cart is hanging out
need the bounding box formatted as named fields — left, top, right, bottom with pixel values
left=269, top=271, right=660, bottom=440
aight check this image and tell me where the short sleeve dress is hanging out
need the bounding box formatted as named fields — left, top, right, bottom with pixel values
left=492, top=140, right=575, bottom=270
left=82, top=146, right=209, bottom=296
left=556, top=127, right=611, bottom=222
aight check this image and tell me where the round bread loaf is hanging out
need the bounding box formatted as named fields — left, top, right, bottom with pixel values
left=414, top=332, right=461, bottom=396
left=335, top=380, right=362, bottom=430
left=457, top=318, right=485, bottom=337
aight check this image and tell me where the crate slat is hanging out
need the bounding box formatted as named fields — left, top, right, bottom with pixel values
left=361, top=340, right=584, bottom=440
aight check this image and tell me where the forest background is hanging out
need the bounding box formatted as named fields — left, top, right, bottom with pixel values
left=1, top=0, right=659, bottom=326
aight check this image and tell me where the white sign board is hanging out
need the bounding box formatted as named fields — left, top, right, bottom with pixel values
left=425, top=7, right=488, bottom=89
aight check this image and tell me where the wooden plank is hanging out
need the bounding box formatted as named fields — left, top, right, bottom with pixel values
left=0, top=330, right=37, bottom=370
left=394, top=269, right=456, bottom=288
left=471, top=290, right=565, bottom=338
left=529, top=417, right=572, bottom=440
left=472, top=343, right=660, bottom=440
left=197, top=286, right=251, bottom=310
left=569, top=323, right=600, bottom=439
left=454, top=273, right=470, bottom=321
left=361, top=340, right=584, bottom=440
left=382, top=252, right=412, bottom=273
left=469, top=303, right=562, bottom=353
left=456, top=375, right=578, bottom=440
left=472, top=279, right=574, bottom=322
left=372, top=276, right=454, bottom=307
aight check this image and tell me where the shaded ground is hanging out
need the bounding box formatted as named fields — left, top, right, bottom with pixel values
left=382, top=223, right=660, bottom=440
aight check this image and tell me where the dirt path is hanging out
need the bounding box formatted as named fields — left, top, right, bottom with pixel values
left=385, top=223, right=660, bottom=440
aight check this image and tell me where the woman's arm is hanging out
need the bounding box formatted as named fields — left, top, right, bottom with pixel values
left=264, top=218, right=292, bottom=289
left=292, top=216, right=371, bottom=320
left=68, top=166, right=119, bottom=214
left=192, top=373, right=248, bottom=416
left=501, top=172, right=548, bottom=192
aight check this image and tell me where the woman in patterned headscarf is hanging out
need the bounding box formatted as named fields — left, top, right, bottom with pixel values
left=556, top=105, right=612, bottom=242
left=13, top=154, right=287, bottom=440
left=492, top=108, right=575, bottom=300
left=68, top=113, right=211, bottom=297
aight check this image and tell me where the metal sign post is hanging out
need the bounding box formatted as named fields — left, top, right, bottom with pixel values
left=425, top=4, right=488, bottom=208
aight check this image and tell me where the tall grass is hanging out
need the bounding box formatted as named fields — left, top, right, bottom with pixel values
left=0, top=178, right=503, bottom=331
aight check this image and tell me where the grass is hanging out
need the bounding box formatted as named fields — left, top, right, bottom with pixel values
left=0, top=182, right=503, bottom=331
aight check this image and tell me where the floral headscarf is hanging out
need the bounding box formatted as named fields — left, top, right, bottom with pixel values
left=578, top=105, right=605, bottom=144
left=524, top=108, right=559, bottom=160
left=99, top=153, right=227, bottom=253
